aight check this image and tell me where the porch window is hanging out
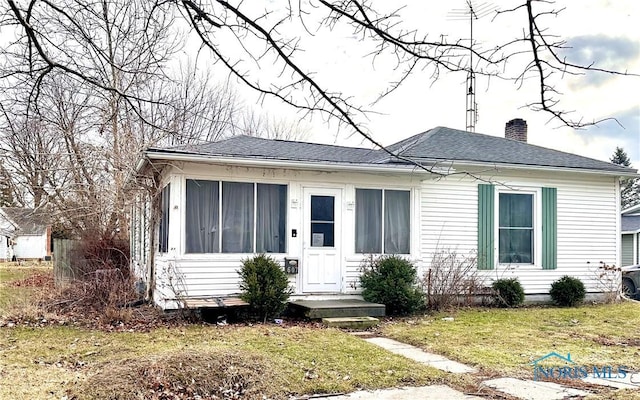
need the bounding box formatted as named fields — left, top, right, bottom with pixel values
left=158, top=184, right=170, bottom=253
left=256, top=184, right=287, bottom=253
left=355, top=189, right=410, bottom=254
left=186, top=180, right=219, bottom=253
left=499, top=193, right=534, bottom=264
left=185, top=179, right=287, bottom=253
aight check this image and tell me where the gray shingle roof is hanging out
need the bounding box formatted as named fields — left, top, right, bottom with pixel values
left=386, top=127, right=632, bottom=173
left=147, top=127, right=636, bottom=175
left=623, top=215, right=640, bottom=232
left=0, top=207, right=49, bottom=235
left=149, top=135, right=385, bottom=164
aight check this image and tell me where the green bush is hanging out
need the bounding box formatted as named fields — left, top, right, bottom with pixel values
left=359, top=255, right=424, bottom=315
left=550, top=276, right=586, bottom=307
left=492, top=278, right=525, bottom=307
left=238, top=254, right=292, bottom=322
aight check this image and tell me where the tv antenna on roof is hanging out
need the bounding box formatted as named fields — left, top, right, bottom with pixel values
left=448, top=1, right=496, bottom=132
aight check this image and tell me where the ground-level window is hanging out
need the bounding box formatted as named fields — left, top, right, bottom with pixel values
left=498, top=192, right=534, bottom=264
left=158, top=184, right=170, bottom=253
left=355, top=188, right=410, bottom=254
left=185, top=179, right=287, bottom=254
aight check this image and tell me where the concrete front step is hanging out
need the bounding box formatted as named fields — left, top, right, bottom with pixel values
left=288, top=299, right=385, bottom=319
left=322, top=316, right=379, bottom=329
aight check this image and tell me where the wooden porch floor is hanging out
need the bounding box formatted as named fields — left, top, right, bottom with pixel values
left=183, top=296, right=249, bottom=309
left=288, top=299, right=385, bottom=319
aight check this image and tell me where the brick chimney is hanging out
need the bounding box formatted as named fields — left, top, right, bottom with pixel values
left=505, top=118, right=527, bottom=142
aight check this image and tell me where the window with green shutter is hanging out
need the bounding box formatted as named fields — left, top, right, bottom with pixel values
left=477, top=184, right=495, bottom=270
left=477, top=184, right=557, bottom=270
left=541, top=187, right=557, bottom=270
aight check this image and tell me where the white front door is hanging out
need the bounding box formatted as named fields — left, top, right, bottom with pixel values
left=302, top=187, right=342, bottom=293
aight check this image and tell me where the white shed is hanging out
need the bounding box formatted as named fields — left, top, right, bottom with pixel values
left=0, top=208, right=52, bottom=261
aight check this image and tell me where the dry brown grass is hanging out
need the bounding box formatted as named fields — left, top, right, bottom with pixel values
left=73, top=349, right=289, bottom=400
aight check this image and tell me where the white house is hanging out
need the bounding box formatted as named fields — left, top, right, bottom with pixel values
left=130, top=122, right=638, bottom=309
left=0, top=207, right=52, bottom=261
left=622, top=204, right=640, bottom=267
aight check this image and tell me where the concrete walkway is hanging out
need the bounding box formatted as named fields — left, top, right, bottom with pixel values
left=482, top=378, right=589, bottom=400
left=325, top=385, right=481, bottom=399
left=364, top=337, right=477, bottom=373
left=353, top=334, right=639, bottom=399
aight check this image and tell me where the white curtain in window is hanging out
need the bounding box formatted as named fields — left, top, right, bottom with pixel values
left=185, top=180, right=219, bottom=253
left=222, top=182, right=254, bottom=253
left=256, top=184, right=286, bottom=253
left=159, top=184, right=170, bottom=253
left=499, top=193, right=533, bottom=263
left=355, top=189, right=382, bottom=253
left=384, top=190, right=410, bottom=254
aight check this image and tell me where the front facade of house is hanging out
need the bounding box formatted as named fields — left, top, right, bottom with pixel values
left=131, top=127, right=637, bottom=309
left=622, top=204, right=640, bottom=266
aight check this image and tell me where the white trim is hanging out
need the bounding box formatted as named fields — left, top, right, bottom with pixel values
left=180, top=177, right=290, bottom=256
left=352, top=187, right=413, bottom=256
left=143, top=151, right=638, bottom=178
left=494, top=186, right=543, bottom=269
left=633, top=234, right=640, bottom=264
left=302, top=186, right=343, bottom=293
left=622, top=204, right=640, bottom=215
left=615, top=178, right=621, bottom=268
left=416, top=159, right=638, bottom=178
left=145, top=153, right=430, bottom=174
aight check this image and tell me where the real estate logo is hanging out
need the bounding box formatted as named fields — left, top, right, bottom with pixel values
left=530, top=352, right=630, bottom=381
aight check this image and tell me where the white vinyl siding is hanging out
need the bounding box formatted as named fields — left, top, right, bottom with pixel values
left=147, top=161, right=619, bottom=308
left=421, top=172, right=618, bottom=294
left=149, top=162, right=420, bottom=308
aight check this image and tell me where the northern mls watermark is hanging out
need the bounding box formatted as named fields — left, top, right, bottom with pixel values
left=530, top=352, right=631, bottom=381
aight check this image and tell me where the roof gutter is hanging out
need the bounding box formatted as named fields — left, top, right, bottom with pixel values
left=143, top=151, right=441, bottom=175
left=438, top=160, right=638, bottom=178
left=142, top=151, right=638, bottom=178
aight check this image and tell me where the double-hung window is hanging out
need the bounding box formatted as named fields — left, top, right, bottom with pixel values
left=355, top=188, right=410, bottom=254
left=478, top=184, right=556, bottom=270
left=185, top=179, right=287, bottom=254
left=498, top=192, right=534, bottom=264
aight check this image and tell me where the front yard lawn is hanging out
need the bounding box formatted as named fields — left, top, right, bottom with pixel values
left=381, top=302, right=640, bottom=377
left=0, top=324, right=446, bottom=399
left=2, top=263, right=639, bottom=399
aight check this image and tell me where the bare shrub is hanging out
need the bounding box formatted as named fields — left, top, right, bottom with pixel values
left=423, top=249, right=486, bottom=310
left=47, top=232, right=139, bottom=323
left=72, top=349, right=289, bottom=400
left=590, top=261, right=622, bottom=303
left=156, top=261, right=203, bottom=321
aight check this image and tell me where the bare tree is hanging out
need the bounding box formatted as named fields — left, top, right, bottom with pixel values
left=0, top=103, right=60, bottom=208
left=1, top=0, right=638, bottom=234
left=149, top=65, right=241, bottom=146
left=4, top=1, right=636, bottom=143
left=238, top=111, right=311, bottom=141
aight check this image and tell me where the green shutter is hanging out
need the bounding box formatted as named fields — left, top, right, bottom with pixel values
left=541, top=187, right=557, bottom=270
left=477, top=184, right=495, bottom=270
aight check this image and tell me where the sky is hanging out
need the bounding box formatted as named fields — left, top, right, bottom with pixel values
left=226, top=0, right=640, bottom=168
